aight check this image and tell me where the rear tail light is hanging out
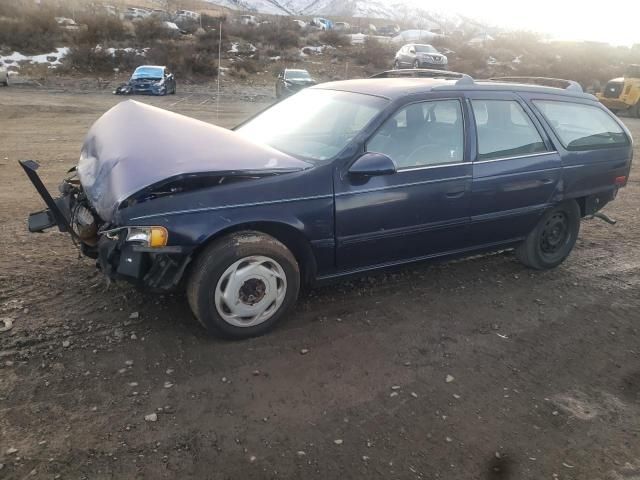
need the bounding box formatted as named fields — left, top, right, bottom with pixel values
left=614, top=176, right=627, bottom=186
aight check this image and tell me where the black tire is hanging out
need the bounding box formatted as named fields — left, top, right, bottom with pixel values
left=187, top=231, right=300, bottom=339
left=515, top=200, right=581, bottom=270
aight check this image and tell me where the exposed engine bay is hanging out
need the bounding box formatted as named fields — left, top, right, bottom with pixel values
left=20, top=161, right=102, bottom=256
left=18, top=100, right=309, bottom=291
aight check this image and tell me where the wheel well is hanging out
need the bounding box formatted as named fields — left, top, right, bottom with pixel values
left=193, top=222, right=317, bottom=286
left=573, top=194, right=612, bottom=218
left=575, top=196, right=587, bottom=217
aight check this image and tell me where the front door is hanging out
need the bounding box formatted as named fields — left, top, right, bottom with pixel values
left=467, top=93, right=562, bottom=246
left=334, top=97, right=473, bottom=270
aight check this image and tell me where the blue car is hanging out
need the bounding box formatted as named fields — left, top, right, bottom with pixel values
left=21, top=71, right=633, bottom=338
left=114, top=65, right=176, bottom=96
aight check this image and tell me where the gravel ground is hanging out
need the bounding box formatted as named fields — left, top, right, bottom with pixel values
left=1, top=85, right=640, bottom=480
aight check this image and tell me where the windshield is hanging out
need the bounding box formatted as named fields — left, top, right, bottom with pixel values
left=236, top=89, right=388, bottom=161
left=285, top=70, right=311, bottom=80
left=415, top=45, right=437, bottom=53
left=132, top=67, right=163, bottom=79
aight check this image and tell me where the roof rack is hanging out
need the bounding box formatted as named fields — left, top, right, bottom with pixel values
left=370, top=68, right=474, bottom=86
left=487, top=76, right=583, bottom=93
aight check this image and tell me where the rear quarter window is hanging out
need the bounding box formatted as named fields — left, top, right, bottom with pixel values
left=533, top=100, right=629, bottom=150
left=471, top=99, right=547, bottom=161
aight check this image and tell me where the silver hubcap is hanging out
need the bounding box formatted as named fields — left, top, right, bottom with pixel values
left=214, top=256, right=287, bottom=327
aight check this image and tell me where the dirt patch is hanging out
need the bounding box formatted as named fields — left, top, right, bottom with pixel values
left=1, top=86, right=640, bottom=479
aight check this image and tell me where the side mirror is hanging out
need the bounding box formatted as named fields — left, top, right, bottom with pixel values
left=348, top=152, right=396, bottom=177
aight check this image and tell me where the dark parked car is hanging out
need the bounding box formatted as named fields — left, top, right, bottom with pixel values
left=114, top=65, right=176, bottom=96
left=394, top=44, right=448, bottom=70
left=21, top=72, right=632, bottom=338
left=378, top=24, right=400, bottom=36
left=275, top=69, right=316, bottom=98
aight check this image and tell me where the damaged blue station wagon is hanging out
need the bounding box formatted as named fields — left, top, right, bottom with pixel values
left=21, top=70, right=633, bottom=338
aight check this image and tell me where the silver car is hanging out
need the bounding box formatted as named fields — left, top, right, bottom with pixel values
left=393, top=44, right=448, bottom=70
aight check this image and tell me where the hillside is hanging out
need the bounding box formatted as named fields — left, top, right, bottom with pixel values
left=205, top=0, right=466, bottom=24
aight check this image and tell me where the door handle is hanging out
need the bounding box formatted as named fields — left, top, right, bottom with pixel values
left=445, top=190, right=465, bottom=199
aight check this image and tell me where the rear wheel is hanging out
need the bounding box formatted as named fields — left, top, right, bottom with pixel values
left=515, top=201, right=581, bottom=270
left=187, top=231, right=300, bottom=339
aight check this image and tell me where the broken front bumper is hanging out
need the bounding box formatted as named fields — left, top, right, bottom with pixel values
left=97, top=235, right=193, bottom=290
left=20, top=159, right=193, bottom=290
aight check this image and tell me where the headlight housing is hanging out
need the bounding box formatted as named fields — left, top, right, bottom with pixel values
left=125, top=226, right=168, bottom=247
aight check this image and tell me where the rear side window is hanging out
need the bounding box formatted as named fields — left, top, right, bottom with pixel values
left=533, top=100, right=628, bottom=150
left=471, top=100, right=547, bottom=161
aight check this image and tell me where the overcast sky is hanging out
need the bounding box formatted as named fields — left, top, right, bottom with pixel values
left=413, top=0, right=638, bottom=46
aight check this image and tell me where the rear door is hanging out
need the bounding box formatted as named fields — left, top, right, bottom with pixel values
left=467, top=92, right=562, bottom=246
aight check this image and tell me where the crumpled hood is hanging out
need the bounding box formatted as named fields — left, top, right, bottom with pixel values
left=77, top=100, right=310, bottom=222
left=130, top=77, right=162, bottom=84
left=287, top=79, right=316, bottom=86
left=417, top=52, right=446, bottom=61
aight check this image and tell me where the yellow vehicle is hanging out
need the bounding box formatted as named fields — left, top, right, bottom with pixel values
left=597, top=65, right=640, bottom=117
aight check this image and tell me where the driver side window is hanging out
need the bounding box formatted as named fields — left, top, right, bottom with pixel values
left=366, top=99, right=464, bottom=170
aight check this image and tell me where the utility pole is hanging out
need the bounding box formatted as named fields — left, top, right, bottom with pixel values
left=216, top=20, right=222, bottom=121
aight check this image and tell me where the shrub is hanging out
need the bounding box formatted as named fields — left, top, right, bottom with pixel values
left=319, top=30, right=349, bottom=47
left=354, top=37, right=395, bottom=69
left=0, top=9, right=61, bottom=53
left=201, top=14, right=226, bottom=30
left=147, top=42, right=218, bottom=78
left=196, top=28, right=228, bottom=54
left=224, top=22, right=260, bottom=44
left=233, top=58, right=260, bottom=74
left=229, top=67, right=248, bottom=80
left=224, top=21, right=300, bottom=50
left=77, top=14, right=128, bottom=44
left=134, top=17, right=172, bottom=44
left=62, top=45, right=117, bottom=73
left=257, top=23, right=300, bottom=50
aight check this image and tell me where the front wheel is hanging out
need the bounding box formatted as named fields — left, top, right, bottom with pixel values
left=515, top=201, right=581, bottom=270
left=187, top=231, right=300, bottom=339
